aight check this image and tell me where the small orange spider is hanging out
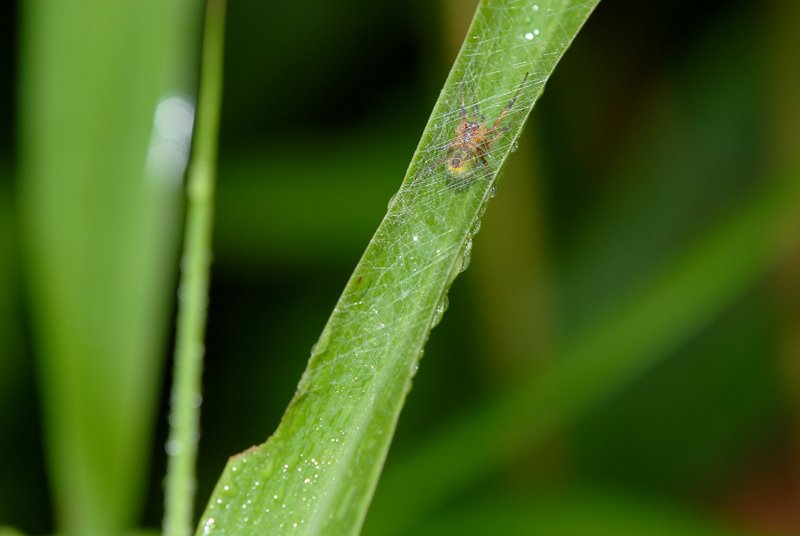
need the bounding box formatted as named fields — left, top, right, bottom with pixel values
left=435, top=72, right=529, bottom=186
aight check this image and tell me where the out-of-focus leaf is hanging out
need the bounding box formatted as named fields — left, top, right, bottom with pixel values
left=412, top=489, right=755, bottom=536
left=214, top=131, right=409, bottom=268
left=18, top=1, right=198, bottom=533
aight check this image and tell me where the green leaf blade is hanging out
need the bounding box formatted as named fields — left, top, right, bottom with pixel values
left=197, top=1, right=600, bottom=534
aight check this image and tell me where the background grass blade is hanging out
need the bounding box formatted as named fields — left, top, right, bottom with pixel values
left=364, top=164, right=800, bottom=535
left=195, top=0, right=599, bottom=534
left=409, top=489, right=756, bottom=536
left=163, top=1, right=226, bottom=535
left=17, top=1, right=198, bottom=533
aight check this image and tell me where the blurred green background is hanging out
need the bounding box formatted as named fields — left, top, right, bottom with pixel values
left=2, top=0, right=799, bottom=534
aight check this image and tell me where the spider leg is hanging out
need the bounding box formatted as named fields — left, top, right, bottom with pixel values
left=469, top=83, right=480, bottom=120
left=486, top=125, right=511, bottom=146
left=479, top=155, right=493, bottom=180
left=491, top=71, right=530, bottom=131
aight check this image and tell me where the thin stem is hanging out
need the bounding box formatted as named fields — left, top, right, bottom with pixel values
left=163, top=1, right=226, bottom=535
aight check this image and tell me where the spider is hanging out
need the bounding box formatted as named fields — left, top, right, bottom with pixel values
left=434, top=72, right=529, bottom=187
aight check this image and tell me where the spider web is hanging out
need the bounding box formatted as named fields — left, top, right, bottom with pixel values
left=354, top=0, right=584, bottom=337
left=416, top=0, right=579, bottom=182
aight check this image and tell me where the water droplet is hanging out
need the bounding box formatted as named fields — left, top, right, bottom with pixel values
left=472, top=219, right=482, bottom=236
left=534, top=29, right=541, bottom=36
left=431, top=295, right=449, bottom=328
left=459, top=236, right=473, bottom=273
left=489, top=183, right=498, bottom=199
left=510, top=141, right=520, bottom=153
left=165, top=438, right=181, bottom=455
left=525, top=32, right=534, bottom=41
left=202, top=516, right=216, bottom=535
left=533, top=4, right=540, bottom=10
left=147, top=95, right=195, bottom=184
left=387, top=193, right=398, bottom=209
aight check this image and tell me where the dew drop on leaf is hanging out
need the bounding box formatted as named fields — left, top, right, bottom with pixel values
left=430, top=294, right=449, bottom=328
left=201, top=516, right=216, bottom=535
left=471, top=219, right=482, bottom=236
left=460, top=236, right=473, bottom=273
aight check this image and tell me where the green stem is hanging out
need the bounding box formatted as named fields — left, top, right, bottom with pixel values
left=163, top=1, right=226, bottom=535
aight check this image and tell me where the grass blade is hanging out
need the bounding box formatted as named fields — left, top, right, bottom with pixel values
left=196, top=0, right=600, bottom=534
left=18, top=1, right=197, bottom=532
left=411, top=489, right=756, bottom=536
left=164, top=1, right=226, bottom=535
